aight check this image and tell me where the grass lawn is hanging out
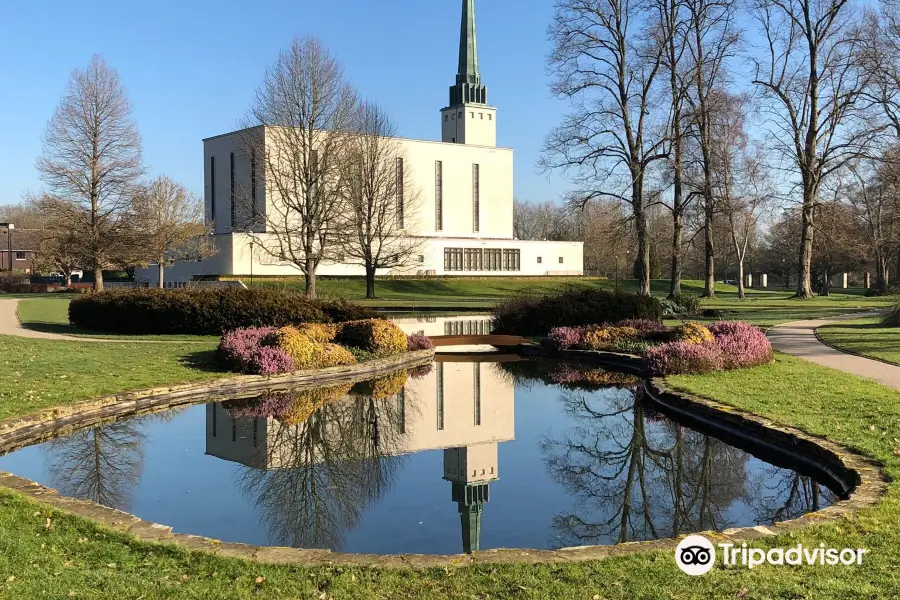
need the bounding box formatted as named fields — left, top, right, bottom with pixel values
left=0, top=347, right=898, bottom=596
left=816, top=317, right=900, bottom=366
left=0, top=335, right=223, bottom=420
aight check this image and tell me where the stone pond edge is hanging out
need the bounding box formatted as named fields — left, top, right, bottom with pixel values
left=0, top=346, right=888, bottom=569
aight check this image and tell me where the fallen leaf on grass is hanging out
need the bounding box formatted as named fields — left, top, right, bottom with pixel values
left=255, top=576, right=264, bottom=584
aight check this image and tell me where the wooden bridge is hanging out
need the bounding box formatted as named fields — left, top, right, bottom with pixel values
left=429, top=334, right=526, bottom=348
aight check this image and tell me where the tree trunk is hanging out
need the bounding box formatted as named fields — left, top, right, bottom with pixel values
left=304, top=257, right=317, bottom=299
left=703, top=199, right=715, bottom=298
left=669, top=212, right=683, bottom=299
left=633, top=178, right=651, bottom=297
left=93, top=264, right=104, bottom=292
left=736, top=259, right=745, bottom=300
left=365, top=265, right=376, bottom=299
left=157, top=258, right=165, bottom=289
left=796, top=190, right=815, bottom=299
left=878, top=254, right=890, bottom=295
left=65, top=273, right=72, bottom=287
left=821, top=265, right=831, bottom=297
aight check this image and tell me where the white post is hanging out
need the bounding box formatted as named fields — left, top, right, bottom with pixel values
left=842, top=273, right=849, bottom=289
left=745, top=273, right=753, bottom=288
left=761, top=273, right=768, bottom=288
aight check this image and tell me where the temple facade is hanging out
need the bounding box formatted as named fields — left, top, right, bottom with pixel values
left=137, top=0, right=583, bottom=285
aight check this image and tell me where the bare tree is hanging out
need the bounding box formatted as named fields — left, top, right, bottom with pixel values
left=656, top=0, right=692, bottom=297
left=712, top=94, right=775, bottom=298
left=750, top=0, right=870, bottom=298
left=337, top=102, right=423, bottom=298
left=683, top=0, right=740, bottom=297
left=543, top=0, right=671, bottom=296
left=243, top=36, right=359, bottom=298
left=36, top=55, right=143, bottom=291
left=132, top=176, right=215, bottom=288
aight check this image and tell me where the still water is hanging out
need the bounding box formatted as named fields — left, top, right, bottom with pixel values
left=0, top=358, right=836, bottom=555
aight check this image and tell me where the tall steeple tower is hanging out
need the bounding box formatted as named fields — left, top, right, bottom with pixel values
left=441, top=0, right=497, bottom=146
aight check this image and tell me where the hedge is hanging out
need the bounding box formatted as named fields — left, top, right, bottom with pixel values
left=491, top=288, right=662, bottom=336
left=68, top=288, right=377, bottom=335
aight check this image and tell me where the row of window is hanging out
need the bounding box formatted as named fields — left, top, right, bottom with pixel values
left=444, top=111, right=493, bottom=121
left=444, top=248, right=521, bottom=272
left=210, top=153, right=259, bottom=232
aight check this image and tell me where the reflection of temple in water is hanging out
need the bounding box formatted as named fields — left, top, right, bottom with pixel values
left=205, top=356, right=515, bottom=553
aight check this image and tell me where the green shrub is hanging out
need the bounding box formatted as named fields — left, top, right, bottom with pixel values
left=491, top=288, right=662, bottom=336
left=68, top=288, right=377, bottom=335
left=672, top=293, right=700, bottom=315
left=883, top=303, right=900, bottom=327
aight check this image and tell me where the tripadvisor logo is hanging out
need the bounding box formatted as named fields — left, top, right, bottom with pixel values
left=675, top=535, right=868, bottom=576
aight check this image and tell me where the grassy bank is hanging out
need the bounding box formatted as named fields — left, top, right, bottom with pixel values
left=0, top=335, right=223, bottom=420
left=816, top=317, right=900, bottom=366
left=0, top=346, right=898, bottom=596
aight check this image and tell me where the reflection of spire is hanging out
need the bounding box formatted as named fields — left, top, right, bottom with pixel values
left=452, top=481, right=489, bottom=553
left=443, top=443, right=498, bottom=553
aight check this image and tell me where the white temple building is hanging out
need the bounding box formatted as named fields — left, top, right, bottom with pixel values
left=137, top=0, right=583, bottom=285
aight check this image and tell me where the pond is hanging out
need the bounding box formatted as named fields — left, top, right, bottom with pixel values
left=0, top=357, right=838, bottom=555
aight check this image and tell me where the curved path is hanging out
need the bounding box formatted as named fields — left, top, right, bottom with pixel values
left=768, top=311, right=900, bottom=390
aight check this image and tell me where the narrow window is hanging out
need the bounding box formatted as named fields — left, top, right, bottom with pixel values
left=212, top=403, right=217, bottom=438
left=474, top=363, right=481, bottom=426
left=452, top=113, right=456, bottom=120
left=435, top=161, right=443, bottom=231
left=559, top=256, right=564, bottom=264
left=396, top=157, right=405, bottom=229
left=537, top=256, right=543, bottom=264
left=470, top=111, right=474, bottom=118
left=252, top=419, right=258, bottom=448
left=250, top=148, right=258, bottom=229
left=488, top=114, right=492, bottom=121
left=209, top=156, right=216, bottom=226
left=398, top=388, right=406, bottom=434
left=437, top=363, right=444, bottom=431
left=444, top=114, right=449, bottom=122
left=232, top=421, right=236, bottom=442
left=15, top=252, right=25, bottom=260
left=472, top=164, right=480, bottom=232
left=418, top=254, right=424, bottom=263
left=230, top=152, right=236, bottom=230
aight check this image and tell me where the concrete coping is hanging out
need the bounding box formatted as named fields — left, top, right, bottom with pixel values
left=0, top=347, right=887, bottom=568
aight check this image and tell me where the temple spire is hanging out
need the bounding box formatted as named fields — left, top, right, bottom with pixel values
left=449, top=0, right=487, bottom=106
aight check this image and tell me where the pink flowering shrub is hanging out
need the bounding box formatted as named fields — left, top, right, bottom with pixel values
left=646, top=341, right=726, bottom=375
left=217, top=326, right=296, bottom=375
left=646, top=321, right=772, bottom=374
left=407, top=332, right=435, bottom=351
left=711, top=322, right=773, bottom=370
left=248, top=346, right=297, bottom=375
left=224, top=393, right=294, bottom=420
left=543, top=326, right=586, bottom=350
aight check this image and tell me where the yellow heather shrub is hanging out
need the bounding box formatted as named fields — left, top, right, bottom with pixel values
left=335, top=319, right=407, bottom=355
left=295, top=323, right=337, bottom=344
left=279, top=384, right=352, bottom=425
left=676, top=321, right=714, bottom=344
left=366, top=370, right=409, bottom=399
left=274, top=326, right=357, bottom=369
left=582, top=326, right=641, bottom=350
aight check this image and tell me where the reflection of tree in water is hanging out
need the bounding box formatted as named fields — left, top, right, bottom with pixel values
left=542, top=386, right=749, bottom=547
left=746, top=467, right=835, bottom=524
left=45, top=418, right=148, bottom=511
left=236, top=389, right=412, bottom=549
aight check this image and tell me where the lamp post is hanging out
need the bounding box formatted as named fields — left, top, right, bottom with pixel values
left=0, top=223, right=15, bottom=272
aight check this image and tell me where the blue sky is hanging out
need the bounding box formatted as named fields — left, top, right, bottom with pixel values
left=0, top=0, right=570, bottom=205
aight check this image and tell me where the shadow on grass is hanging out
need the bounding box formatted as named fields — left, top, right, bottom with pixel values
left=179, top=349, right=227, bottom=373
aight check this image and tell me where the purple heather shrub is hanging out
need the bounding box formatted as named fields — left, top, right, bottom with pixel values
left=616, top=318, right=666, bottom=333
left=224, top=393, right=295, bottom=420
left=713, top=325, right=773, bottom=370
left=707, top=320, right=757, bottom=338
left=248, top=346, right=297, bottom=375
left=543, top=326, right=586, bottom=350
left=408, top=363, right=434, bottom=380
left=646, top=340, right=725, bottom=375
left=217, top=326, right=276, bottom=372
left=407, top=332, right=435, bottom=351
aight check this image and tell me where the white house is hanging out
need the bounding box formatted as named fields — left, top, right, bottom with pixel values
left=137, top=0, right=583, bottom=285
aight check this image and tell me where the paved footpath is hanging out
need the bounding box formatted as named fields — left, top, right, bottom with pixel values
left=768, top=312, right=900, bottom=390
